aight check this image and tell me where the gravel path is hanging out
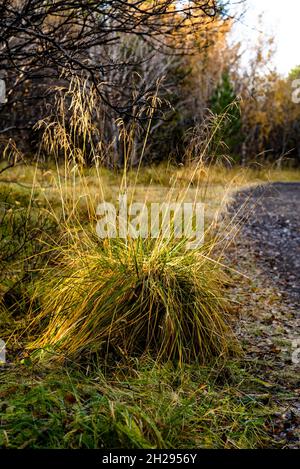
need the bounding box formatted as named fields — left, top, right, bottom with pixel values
left=227, top=182, right=300, bottom=448
left=231, top=182, right=300, bottom=305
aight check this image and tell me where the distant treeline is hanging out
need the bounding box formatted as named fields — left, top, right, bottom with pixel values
left=1, top=0, right=300, bottom=167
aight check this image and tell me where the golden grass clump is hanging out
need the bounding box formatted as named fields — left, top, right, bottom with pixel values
left=23, top=77, right=238, bottom=367
left=29, top=237, right=234, bottom=366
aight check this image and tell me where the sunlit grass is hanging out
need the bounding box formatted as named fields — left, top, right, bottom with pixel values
left=1, top=80, right=298, bottom=448
left=29, top=235, right=236, bottom=365
left=0, top=160, right=291, bottom=448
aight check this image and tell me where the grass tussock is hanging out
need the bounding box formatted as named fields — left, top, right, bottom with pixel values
left=30, top=237, right=235, bottom=365
left=24, top=97, right=238, bottom=367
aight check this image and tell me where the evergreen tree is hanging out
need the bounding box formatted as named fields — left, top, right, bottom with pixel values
left=211, top=72, right=243, bottom=161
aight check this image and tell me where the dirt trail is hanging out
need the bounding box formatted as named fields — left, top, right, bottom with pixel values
left=227, top=182, right=300, bottom=448
left=231, top=183, right=300, bottom=304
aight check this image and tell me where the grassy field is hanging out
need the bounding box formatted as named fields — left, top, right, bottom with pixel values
left=1, top=162, right=299, bottom=449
